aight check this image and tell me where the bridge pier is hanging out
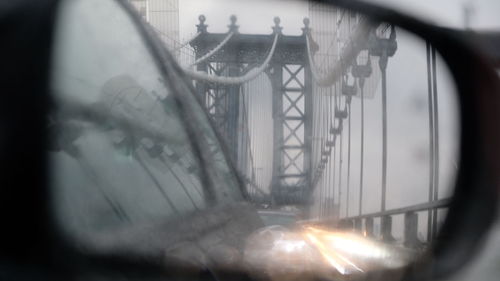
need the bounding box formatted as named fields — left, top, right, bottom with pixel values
left=268, top=20, right=313, bottom=206
left=381, top=215, right=396, bottom=242
left=190, top=16, right=313, bottom=205
left=338, top=219, right=354, bottom=230
left=365, top=217, right=374, bottom=237
left=354, top=218, right=363, bottom=232
left=404, top=212, right=422, bottom=248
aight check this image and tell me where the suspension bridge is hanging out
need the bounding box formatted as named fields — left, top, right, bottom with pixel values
left=147, top=10, right=450, bottom=249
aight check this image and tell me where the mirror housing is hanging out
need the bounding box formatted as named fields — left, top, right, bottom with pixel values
left=0, top=1, right=499, bottom=281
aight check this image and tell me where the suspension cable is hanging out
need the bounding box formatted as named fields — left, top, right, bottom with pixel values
left=327, top=87, right=332, bottom=217
left=315, top=86, right=322, bottom=216
left=331, top=86, right=337, bottom=217
left=346, top=89, right=352, bottom=217
left=184, top=33, right=279, bottom=84
left=320, top=87, right=326, bottom=216
left=316, top=86, right=322, bottom=174
left=338, top=87, right=344, bottom=218
left=327, top=87, right=332, bottom=216
left=323, top=86, right=327, bottom=216
left=325, top=86, right=331, bottom=217
left=241, top=81, right=258, bottom=198
left=325, top=87, right=331, bottom=217
left=431, top=45, right=440, bottom=237
left=191, top=32, right=235, bottom=66
left=359, top=78, right=365, bottom=216
left=175, top=32, right=201, bottom=51
left=148, top=23, right=183, bottom=47
left=426, top=41, right=435, bottom=241
left=381, top=60, right=388, bottom=212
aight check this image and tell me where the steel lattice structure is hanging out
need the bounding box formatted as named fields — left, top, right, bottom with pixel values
left=191, top=17, right=314, bottom=205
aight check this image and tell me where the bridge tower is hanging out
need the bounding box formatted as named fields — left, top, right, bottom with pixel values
left=190, top=16, right=314, bottom=206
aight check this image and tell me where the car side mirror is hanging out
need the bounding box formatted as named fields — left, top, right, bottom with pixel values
left=1, top=1, right=499, bottom=281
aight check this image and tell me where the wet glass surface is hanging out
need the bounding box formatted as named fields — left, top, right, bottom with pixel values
left=49, top=0, right=462, bottom=279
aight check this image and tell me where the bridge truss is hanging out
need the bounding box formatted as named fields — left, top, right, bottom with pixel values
left=190, top=16, right=314, bottom=205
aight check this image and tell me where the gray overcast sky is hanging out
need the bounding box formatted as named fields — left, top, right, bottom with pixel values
left=366, top=0, right=500, bottom=29
left=179, top=0, right=500, bottom=39
left=179, top=0, right=308, bottom=38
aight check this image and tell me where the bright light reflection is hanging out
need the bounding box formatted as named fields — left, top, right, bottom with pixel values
left=301, top=226, right=414, bottom=271
left=275, top=239, right=307, bottom=253
left=244, top=225, right=416, bottom=280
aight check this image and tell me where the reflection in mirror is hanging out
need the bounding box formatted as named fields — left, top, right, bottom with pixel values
left=49, top=0, right=245, bottom=248
left=51, top=0, right=458, bottom=279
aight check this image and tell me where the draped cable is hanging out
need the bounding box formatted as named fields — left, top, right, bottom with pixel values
left=148, top=24, right=196, bottom=64
left=191, top=31, right=234, bottom=66
left=184, top=33, right=279, bottom=85
left=175, top=32, right=201, bottom=51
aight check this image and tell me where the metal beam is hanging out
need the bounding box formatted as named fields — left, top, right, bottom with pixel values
left=344, top=198, right=451, bottom=220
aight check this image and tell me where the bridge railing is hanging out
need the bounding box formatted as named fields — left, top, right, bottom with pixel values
left=339, top=198, right=450, bottom=248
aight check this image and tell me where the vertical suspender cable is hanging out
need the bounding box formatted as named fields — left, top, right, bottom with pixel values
left=257, top=78, right=262, bottom=192
left=313, top=85, right=318, bottom=215
left=241, top=83, right=246, bottom=188
left=431, top=46, right=440, bottom=238
left=241, top=83, right=247, bottom=196
left=252, top=81, right=256, bottom=194
left=320, top=87, right=324, bottom=217
left=247, top=83, right=254, bottom=196
left=326, top=87, right=331, bottom=216
left=323, top=87, right=328, bottom=217
left=381, top=59, right=388, bottom=212
left=315, top=86, right=319, bottom=217
left=259, top=78, right=264, bottom=192
left=329, top=86, right=334, bottom=217
left=346, top=91, right=352, bottom=217
left=426, top=41, right=435, bottom=242
left=318, top=86, right=322, bottom=218
left=332, top=85, right=337, bottom=217
left=252, top=81, right=256, bottom=196
left=325, top=88, right=329, bottom=217
left=324, top=86, right=329, bottom=217
left=359, top=77, right=365, bottom=216
left=247, top=82, right=252, bottom=197
left=325, top=86, right=330, bottom=217
left=319, top=87, right=324, bottom=217
left=338, top=91, right=343, bottom=218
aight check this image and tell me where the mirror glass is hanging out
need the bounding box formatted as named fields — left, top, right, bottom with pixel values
left=49, top=0, right=244, bottom=244
left=50, top=0, right=459, bottom=279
